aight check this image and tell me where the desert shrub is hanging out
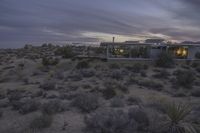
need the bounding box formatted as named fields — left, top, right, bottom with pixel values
left=138, top=80, right=163, bottom=90
left=128, top=108, right=149, bottom=131
left=42, top=57, right=59, bottom=66
left=126, top=96, right=142, bottom=105
left=94, top=47, right=105, bottom=54
left=40, top=80, right=56, bottom=90
left=126, top=63, right=144, bottom=73
left=152, top=69, right=171, bottom=79
left=174, top=70, right=195, bottom=88
left=54, top=46, right=74, bottom=58
left=110, top=97, right=125, bottom=108
left=195, top=66, right=200, bottom=73
left=0, top=110, right=3, bottom=118
left=111, top=70, right=123, bottom=80
left=84, top=109, right=137, bottom=133
left=19, top=99, right=40, bottom=114
left=191, top=89, right=200, bottom=97
left=102, top=87, right=116, bottom=100
left=7, top=90, right=24, bottom=101
left=109, top=63, right=120, bottom=69
left=140, top=71, right=147, bottom=77
left=128, top=76, right=139, bottom=85
left=30, top=114, right=53, bottom=129
left=80, top=69, right=95, bottom=78
left=155, top=52, right=174, bottom=68
left=68, top=73, right=83, bottom=81
left=191, top=62, right=199, bottom=68
left=41, top=99, right=65, bottom=115
left=102, top=81, right=128, bottom=99
left=173, top=91, right=187, bottom=97
left=195, top=52, right=200, bottom=59
left=76, top=60, right=89, bottom=69
left=71, top=93, right=99, bottom=113
left=85, top=108, right=150, bottom=133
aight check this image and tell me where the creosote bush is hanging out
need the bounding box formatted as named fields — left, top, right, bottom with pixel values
left=76, top=60, right=89, bottom=69
left=155, top=52, right=174, bottom=68
left=109, top=63, right=120, bottom=69
left=152, top=69, right=171, bottom=79
left=30, top=114, right=53, bottom=130
left=84, top=108, right=149, bottom=133
left=195, top=52, right=200, bottom=59
left=40, top=79, right=56, bottom=90
left=71, top=92, right=99, bottom=113
left=138, top=80, right=163, bottom=91
left=54, top=46, right=74, bottom=58
left=42, top=57, right=59, bottom=66
left=174, top=70, right=195, bottom=88
left=41, top=100, right=65, bottom=115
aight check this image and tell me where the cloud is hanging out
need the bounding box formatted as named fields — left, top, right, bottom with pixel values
left=0, top=0, right=200, bottom=48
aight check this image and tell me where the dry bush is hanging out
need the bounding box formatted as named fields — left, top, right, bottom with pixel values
left=71, top=92, right=99, bottom=113
left=84, top=108, right=150, bottom=133
left=29, top=114, right=53, bottom=130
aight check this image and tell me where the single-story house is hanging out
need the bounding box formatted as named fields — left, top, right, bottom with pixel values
left=100, top=41, right=200, bottom=60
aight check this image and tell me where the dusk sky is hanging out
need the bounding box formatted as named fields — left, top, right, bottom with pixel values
left=0, top=0, right=200, bottom=48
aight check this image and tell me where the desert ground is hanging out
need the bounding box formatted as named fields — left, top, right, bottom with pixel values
left=0, top=44, right=199, bottom=133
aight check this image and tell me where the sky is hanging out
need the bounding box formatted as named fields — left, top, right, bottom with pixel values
left=0, top=0, right=200, bottom=48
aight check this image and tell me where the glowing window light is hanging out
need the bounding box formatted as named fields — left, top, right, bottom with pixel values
left=182, top=49, right=187, bottom=56
left=119, top=49, right=124, bottom=53
left=176, top=49, right=182, bottom=55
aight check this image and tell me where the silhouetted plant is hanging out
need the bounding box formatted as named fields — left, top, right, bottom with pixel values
left=195, top=52, right=200, bottom=59
left=30, top=114, right=53, bottom=129
left=54, top=46, right=74, bottom=58
left=174, top=70, right=195, bottom=88
left=102, top=87, right=117, bottom=99
left=109, top=63, right=120, bottom=69
left=41, top=100, right=65, bottom=115
left=163, top=102, right=199, bottom=133
left=42, top=57, right=59, bottom=66
left=76, top=60, right=89, bottom=69
left=155, top=52, right=174, bottom=68
left=71, top=93, right=99, bottom=113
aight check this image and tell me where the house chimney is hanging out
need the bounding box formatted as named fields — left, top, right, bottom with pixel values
left=112, top=37, right=115, bottom=43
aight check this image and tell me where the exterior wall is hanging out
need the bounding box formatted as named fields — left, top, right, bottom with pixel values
left=103, top=42, right=200, bottom=60
left=188, top=46, right=200, bottom=59
left=150, top=48, right=162, bottom=59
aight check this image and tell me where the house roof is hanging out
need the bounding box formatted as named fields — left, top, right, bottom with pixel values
left=100, top=42, right=200, bottom=47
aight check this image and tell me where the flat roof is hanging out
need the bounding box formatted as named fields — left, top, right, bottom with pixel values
left=101, top=42, right=200, bottom=47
